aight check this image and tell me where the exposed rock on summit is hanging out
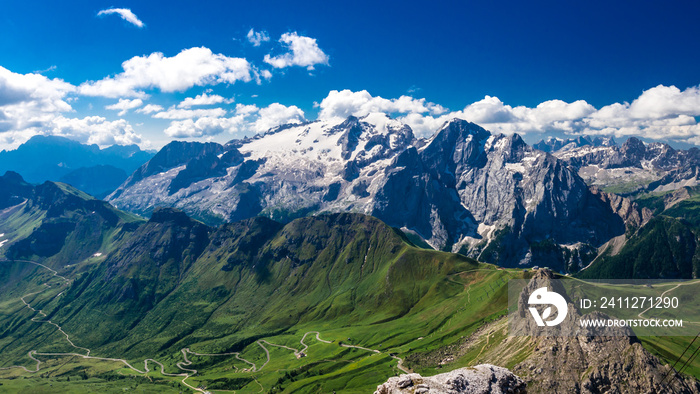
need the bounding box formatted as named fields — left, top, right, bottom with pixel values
left=374, top=364, right=526, bottom=394
left=512, top=270, right=700, bottom=393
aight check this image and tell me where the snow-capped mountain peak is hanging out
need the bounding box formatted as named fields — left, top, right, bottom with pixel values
left=108, top=114, right=636, bottom=271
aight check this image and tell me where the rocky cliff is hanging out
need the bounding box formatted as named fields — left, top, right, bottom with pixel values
left=548, top=136, right=700, bottom=194
left=374, top=364, right=526, bottom=394
left=519, top=270, right=699, bottom=392
left=108, top=115, right=633, bottom=270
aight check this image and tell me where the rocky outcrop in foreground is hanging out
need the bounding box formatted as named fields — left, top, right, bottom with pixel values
left=514, top=270, right=700, bottom=393
left=404, top=269, right=700, bottom=393
left=374, top=364, right=526, bottom=394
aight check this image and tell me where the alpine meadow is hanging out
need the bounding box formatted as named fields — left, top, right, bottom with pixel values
left=2, top=1, right=700, bottom=393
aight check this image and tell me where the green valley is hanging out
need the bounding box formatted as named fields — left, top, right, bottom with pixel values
left=0, top=175, right=526, bottom=392
left=1, top=173, right=699, bottom=393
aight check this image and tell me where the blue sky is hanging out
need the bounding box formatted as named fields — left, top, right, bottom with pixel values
left=1, top=0, right=699, bottom=149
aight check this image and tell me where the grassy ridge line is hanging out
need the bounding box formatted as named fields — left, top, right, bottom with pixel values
left=1, top=206, right=524, bottom=392
left=5, top=201, right=698, bottom=391
left=0, top=262, right=519, bottom=392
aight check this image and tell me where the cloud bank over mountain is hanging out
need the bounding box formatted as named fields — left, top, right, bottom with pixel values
left=1, top=46, right=699, bottom=150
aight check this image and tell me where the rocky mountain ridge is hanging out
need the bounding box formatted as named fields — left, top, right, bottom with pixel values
left=107, top=115, right=649, bottom=271
left=540, top=135, right=700, bottom=194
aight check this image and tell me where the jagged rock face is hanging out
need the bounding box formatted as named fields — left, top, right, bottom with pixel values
left=374, top=364, right=526, bottom=394
left=114, top=140, right=224, bottom=193
left=553, top=137, right=688, bottom=170
left=167, top=147, right=244, bottom=195
left=549, top=136, right=700, bottom=194
left=659, top=186, right=694, bottom=210
left=589, top=187, right=653, bottom=228
left=108, top=115, right=628, bottom=269
left=371, top=145, right=477, bottom=250
left=515, top=334, right=700, bottom=394
left=374, top=120, right=625, bottom=269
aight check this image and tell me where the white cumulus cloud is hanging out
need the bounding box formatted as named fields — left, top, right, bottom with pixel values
left=252, top=103, right=305, bottom=132
left=627, top=84, right=700, bottom=119
left=0, top=66, right=75, bottom=111
left=0, top=66, right=77, bottom=147
left=264, top=32, right=329, bottom=70
left=136, top=104, right=164, bottom=114
left=337, top=86, right=700, bottom=144
left=78, top=47, right=252, bottom=98
left=459, top=96, right=516, bottom=124
left=315, top=87, right=700, bottom=144
left=105, top=98, right=143, bottom=116
left=258, top=69, right=273, bottom=81
left=97, top=8, right=145, bottom=28
left=246, top=29, right=270, bottom=46
left=579, top=86, right=700, bottom=142
left=234, top=103, right=259, bottom=116
left=153, top=107, right=227, bottom=120
left=50, top=115, right=143, bottom=146
left=0, top=66, right=148, bottom=149
left=164, top=117, right=245, bottom=138
left=178, top=92, right=233, bottom=108
left=162, top=102, right=305, bottom=138
left=318, top=89, right=445, bottom=122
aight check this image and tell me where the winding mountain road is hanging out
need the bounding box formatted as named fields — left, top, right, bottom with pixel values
left=300, top=331, right=332, bottom=354
left=638, top=280, right=700, bottom=319
left=0, top=259, right=411, bottom=391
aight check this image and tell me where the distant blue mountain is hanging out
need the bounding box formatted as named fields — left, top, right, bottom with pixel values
left=58, top=165, right=129, bottom=199
left=0, top=135, right=154, bottom=196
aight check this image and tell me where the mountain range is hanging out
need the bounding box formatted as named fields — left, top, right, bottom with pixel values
left=4, top=116, right=700, bottom=278
left=532, top=135, right=616, bottom=153
left=104, top=115, right=649, bottom=273
left=550, top=136, right=700, bottom=194
left=0, top=173, right=697, bottom=392
left=2, top=114, right=700, bottom=392
left=0, top=135, right=154, bottom=197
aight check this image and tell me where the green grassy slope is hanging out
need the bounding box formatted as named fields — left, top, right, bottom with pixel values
left=579, top=216, right=700, bottom=279
left=2, top=178, right=699, bottom=392
left=579, top=186, right=700, bottom=280
left=0, top=177, right=143, bottom=272
left=0, top=207, right=522, bottom=392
